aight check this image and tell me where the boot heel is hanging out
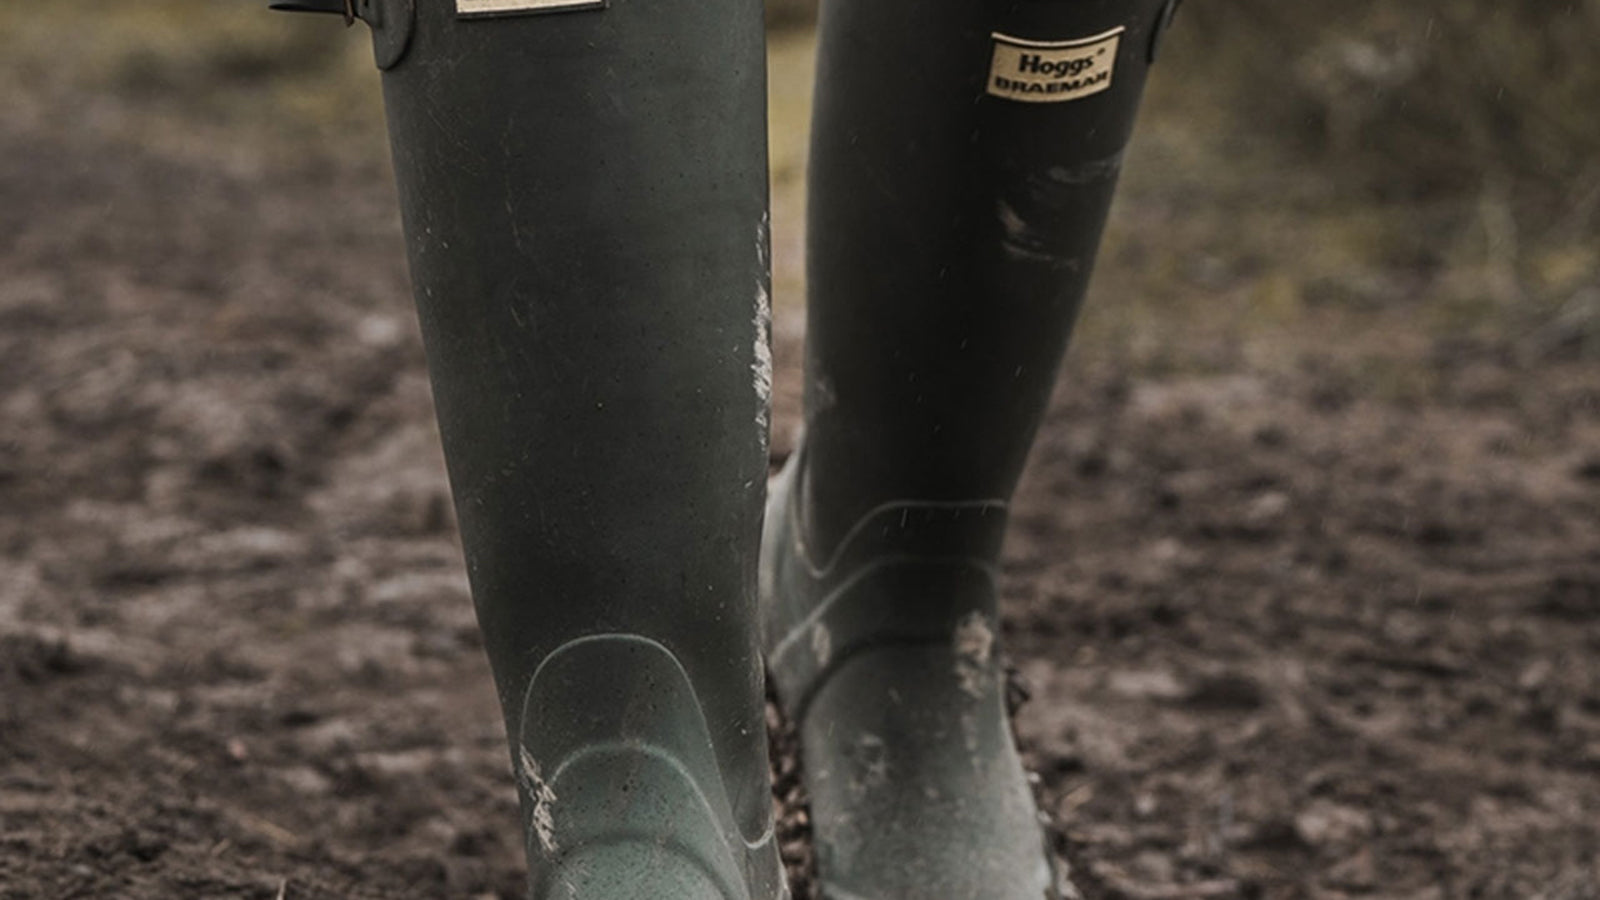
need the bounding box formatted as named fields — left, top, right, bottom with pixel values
left=517, top=635, right=786, bottom=900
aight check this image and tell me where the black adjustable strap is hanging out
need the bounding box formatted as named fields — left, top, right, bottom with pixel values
left=268, top=0, right=356, bottom=24
left=259, top=0, right=414, bottom=70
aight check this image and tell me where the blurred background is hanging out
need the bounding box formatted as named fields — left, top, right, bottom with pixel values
left=2, top=2, right=1596, bottom=898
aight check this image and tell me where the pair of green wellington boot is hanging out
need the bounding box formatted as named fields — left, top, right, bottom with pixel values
left=265, top=0, right=1174, bottom=896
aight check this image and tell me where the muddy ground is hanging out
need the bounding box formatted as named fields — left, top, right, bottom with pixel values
left=3, top=9, right=1599, bottom=900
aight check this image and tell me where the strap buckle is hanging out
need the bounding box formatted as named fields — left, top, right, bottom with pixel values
left=265, top=0, right=354, bottom=25
left=263, top=0, right=415, bottom=70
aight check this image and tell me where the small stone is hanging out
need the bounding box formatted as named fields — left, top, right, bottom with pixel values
left=1108, top=668, right=1186, bottom=701
left=1295, top=800, right=1373, bottom=848
left=1325, top=848, right=1377, bottom=890
left=1133, top=793, right=1159, bottom=818
left=1518, top=660, right=1553, bottom=692
left=1246, top=491, right=1291, bottom=525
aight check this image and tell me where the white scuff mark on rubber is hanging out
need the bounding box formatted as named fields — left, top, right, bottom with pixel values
left=754, top=212, right=774, bottom=434
left=810, top=622, right=832, bottom=668
left=997, top=200, right=1030, bottom=243
left=848, top=733, right=888, bottom=797
left=518, top=745, right=560, bottom=853
left=1045, top=152, right=1124, bottom=186
left=756, top=210, right=771, bottom=269
left=962, top=711, right=980, bottom=758
left=995, top=200, right=1081, bottom=269
left=811, top=372, right=838, bottom=415
left=754, top=281, right=773, bottom=429
left=953, top=611, right=995, bottom=699
left=954, top=612, right=995, bottom=760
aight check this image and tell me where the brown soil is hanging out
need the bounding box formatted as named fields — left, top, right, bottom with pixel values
left=3, top=21, right=1599, bottom=900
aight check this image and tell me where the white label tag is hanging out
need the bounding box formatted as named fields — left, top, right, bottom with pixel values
left=987, top=28, right=1124, bottom=104
left=457, top=0, right=604, bottom=17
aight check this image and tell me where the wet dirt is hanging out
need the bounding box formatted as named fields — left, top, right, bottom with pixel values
left=3, top=73, right=1599, bottom=900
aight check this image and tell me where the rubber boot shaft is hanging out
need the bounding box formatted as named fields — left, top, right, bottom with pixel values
left=373, top=2, right=781, bottom=896
left=800, top=0, right=1170, bottom=554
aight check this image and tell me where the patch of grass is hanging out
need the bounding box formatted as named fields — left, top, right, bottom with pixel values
left=7, top=0, right=1592, bottom=366
left=3, top=0, right=386, bottom=154
left=766, top=29, right=816, bottom=310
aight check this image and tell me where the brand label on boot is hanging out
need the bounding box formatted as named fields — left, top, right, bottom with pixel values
left=987, top=28, right=1124, bottom=104
left=457, top=0, right=604, bottom=17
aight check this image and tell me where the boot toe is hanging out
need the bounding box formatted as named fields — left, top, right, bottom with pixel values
left=800, top=646, right=1059, bottom=900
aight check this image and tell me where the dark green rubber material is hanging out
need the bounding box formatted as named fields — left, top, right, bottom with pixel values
left=520, top=635, right=784, bottom=899
left=763, top=0, right=1172, bottom=897
left=369, top=1, right=783, bottom=897
left=762, top=463, right=1057, bottom=899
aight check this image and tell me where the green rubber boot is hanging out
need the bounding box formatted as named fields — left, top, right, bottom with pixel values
left=266, top=1, right=786, bottom=897
left=762, top=1, right=1177, bottom=897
